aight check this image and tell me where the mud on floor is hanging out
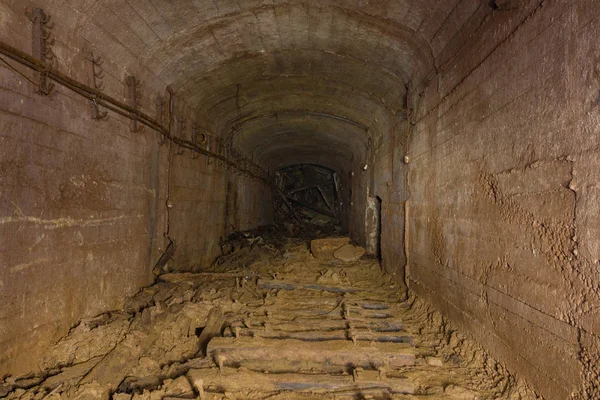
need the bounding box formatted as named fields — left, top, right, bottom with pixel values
left=1, top=233, right=542, bottom=400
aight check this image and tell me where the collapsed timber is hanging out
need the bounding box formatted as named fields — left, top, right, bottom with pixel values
left=1, top=231, right=541, bottom=400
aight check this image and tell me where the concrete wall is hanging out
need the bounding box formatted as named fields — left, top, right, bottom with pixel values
left=405, top=1, right=600, bottom=398
left=168, top=157, right=273, bottom=271
left=0, top=0, right=269, bottom=376
left=372, top=114, right=410, bottom=293
left=228, top=173, right=273, bottom=234
left=3, top=0, right=599, bottom=396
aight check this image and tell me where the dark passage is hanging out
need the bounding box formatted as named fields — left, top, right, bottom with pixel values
left=274, top=164, right=343, bottom=236
left=1, top=1, right=599, bottom=399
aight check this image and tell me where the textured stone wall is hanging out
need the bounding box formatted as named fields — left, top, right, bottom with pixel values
left=0, top=1, right=163, bottom=374
left=372, top=114, right=410, bottom=293
left=0, top=0, right=270, bottom=376
left=3, top=0, right=599, bottom=396
left=406, top=1, right=600, bottom=398
left=228, top=173, right=273, bottom=234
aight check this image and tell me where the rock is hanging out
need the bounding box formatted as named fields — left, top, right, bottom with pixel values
left=333, top=244, right=366, bottom=262
left=131, top=390, right=161, bottom=400
left=41, top=316, right=130, bottom=370
left=444, top=385, right=479, bottom=399
left=124, top=289, right=156, bottom=314
left=131, top=357, right=161, bottom=377
left=42, top=357, right=102, bottom=390
left=310, top=237, right=351, bottom=260
left=299, top=209, right=318, bottom=219
left=162, top=376, right=192, bottom=396
left=316, top=269, right=342, bottom=284
left=120, top=376, right=161, bottom=392
left=316, top=272, right=341, bottom=285
left=311, top=214, right=334, bottom=227
left=71, top=382, right=111, bottom=400
left=0, top=384, right=14, bottom=397
left=186, top=369, right=205, bottom=397
left=112, top=394, right=132, bottom=400
left=426, top=357, right=443, bottom=367
left=14, top=377, right=44, bottom=389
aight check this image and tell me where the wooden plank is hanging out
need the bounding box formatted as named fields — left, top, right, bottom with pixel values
left=224, top=329, right=413, bottom=344
left=244, top=298, right=395, bottom=311
left=263, top=307, right=394, bottom=319
left=229, top=318, right=404, bottom=332
left=207, top=337, right=416, bottom=369
left=276, top=189, right=306, bottom=225
left=316, top=185, right=335, bottom=215
left=257, top=279, right=359, bottom=293
left=187, top=368, right=415, bottom=395
left=283, top=192, right=337, bottom=218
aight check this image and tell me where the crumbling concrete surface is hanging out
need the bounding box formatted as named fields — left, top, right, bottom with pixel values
left=1, top=233, right=540, bottom=400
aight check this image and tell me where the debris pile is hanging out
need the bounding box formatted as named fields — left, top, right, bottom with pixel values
left=274, top=164, right=343, bottom=236
left=1, top=234, right=541, bottom=400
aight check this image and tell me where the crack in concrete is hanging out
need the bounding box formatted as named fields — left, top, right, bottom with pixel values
left=0, top=215, right=142, bottom=229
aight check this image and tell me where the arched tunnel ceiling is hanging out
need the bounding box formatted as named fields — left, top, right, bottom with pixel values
left=82, top=1, right=464, bottom=171
left=242, top=116, right=369, bottom=172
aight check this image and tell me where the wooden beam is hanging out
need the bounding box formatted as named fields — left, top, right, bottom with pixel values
left=257, top=279, right=358, bottom=294
left=187, top=368, right=415, bottom=395
left=207, top=337, right=416, bottom=370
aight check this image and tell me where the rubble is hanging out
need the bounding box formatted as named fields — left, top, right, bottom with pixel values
left=333, top=244, right=367, bottom=262
left=310, top=237, right=351, bottom=260
left=274, top=165, right=342, bottom=236
left=0, top=231, right=541, bottom=400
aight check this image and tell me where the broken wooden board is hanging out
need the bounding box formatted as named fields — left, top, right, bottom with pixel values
left=262, top=307, right=394, bottom=319
left=187, top=367, right=415, bottom=395
left=226, top=315, right=406, bottom=332
left=224, top=328, right=414, bottom=344
left=197, top=306, right=224, bottom=355
left=270, top=290, right=411, bottom=307
left=244, top=297, right=397, bottom=311
left=207, top=337, right=416, bottom=369
left=241, top=304, right=397, bottom=320
left=228, top=318, right=404, bottom=333
left=257, top=278, right=359, bottom=293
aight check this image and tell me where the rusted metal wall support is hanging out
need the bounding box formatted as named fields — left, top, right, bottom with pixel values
left=0, top=39, right=270, bottom=183
left=126, top=75, right=145, bottom=133
left=28, top=8, right=54, bottom=96
left=85, top=51, right=107, bottom=120
left=155, top=95, right=164, bottom=125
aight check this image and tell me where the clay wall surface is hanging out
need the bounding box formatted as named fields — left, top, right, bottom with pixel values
left=406, top=1, right=600, bottom=398
left=0, top=0, right=268, bottom=375
left=2, top=0, right=599, bottom=396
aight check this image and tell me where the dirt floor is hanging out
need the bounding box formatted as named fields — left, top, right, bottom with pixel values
left=0, top=230, right=543, bottom=400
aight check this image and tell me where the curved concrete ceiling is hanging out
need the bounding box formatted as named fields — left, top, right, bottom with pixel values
left=78, top=0, right=464, bottom=171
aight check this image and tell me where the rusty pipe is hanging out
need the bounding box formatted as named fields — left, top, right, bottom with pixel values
left=0, top=39, right=270, bottom=183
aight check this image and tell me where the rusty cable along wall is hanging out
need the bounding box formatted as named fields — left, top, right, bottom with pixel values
left=0, top=39, right=270, bottom=184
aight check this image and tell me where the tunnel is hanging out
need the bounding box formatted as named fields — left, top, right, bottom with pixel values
left=0, top=1, right=599, bottom=399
